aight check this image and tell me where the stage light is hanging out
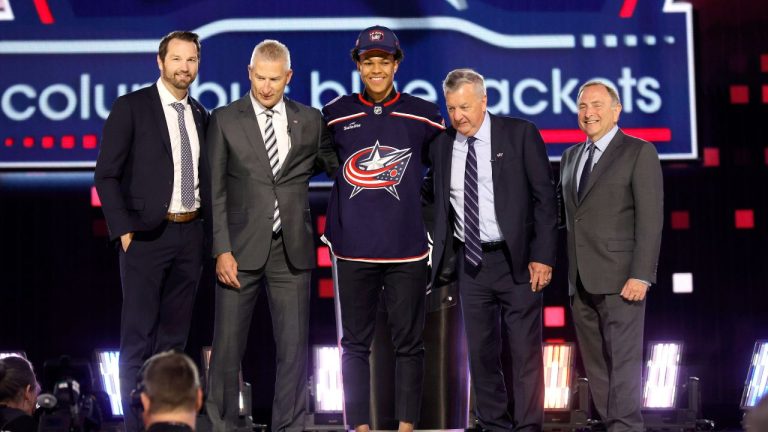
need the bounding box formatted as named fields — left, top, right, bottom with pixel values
left=0, top=351, right=27, bottom=360
left=93, top=349, right=122, bottom=417
left=543, top=342, right=575, bottom=410
left=643, top=342, right=683, bottom=409
left=741, top=340, right=768, bottom=408
left=312, top=345, right=343, bottom=413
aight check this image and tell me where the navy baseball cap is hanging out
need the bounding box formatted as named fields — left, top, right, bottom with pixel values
left=354, top=25, right=401, bottom=57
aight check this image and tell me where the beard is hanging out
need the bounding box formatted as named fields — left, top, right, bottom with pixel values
left=164, top=70, right=195, bottom=90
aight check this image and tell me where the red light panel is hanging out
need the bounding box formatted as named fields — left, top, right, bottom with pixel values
left=670, top=211, right=690, bottom=230
left=735, top=209, right=755, bottom=229
left=317, top=246, right=332, bottom=268
left=316, top=215, right=326, bottom=235
left=544, top=306, right=566, bottom=328
left=318, top=278, right=334, bottom=299
left=703, top=148, right=720, bottom=167
left=91, top=186, right=102, bottom=207
left=730, top=85, right=749, bottom=104
left=83, top=134, right=98, bottom=149
left=62, top=135, right=75, bottom=149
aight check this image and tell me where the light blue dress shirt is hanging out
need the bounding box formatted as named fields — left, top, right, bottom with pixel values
left=576, top=125, right=619, bottom=190
left=449, top=112, right=503, bottom=243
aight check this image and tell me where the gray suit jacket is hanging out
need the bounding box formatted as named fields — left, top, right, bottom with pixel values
left=208, top=95, right=338, bottom=270
left=560, top=129, right=663, bottom=295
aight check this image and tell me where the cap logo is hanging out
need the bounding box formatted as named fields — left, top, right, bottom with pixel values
left=369, top=30, right=384, bottom=41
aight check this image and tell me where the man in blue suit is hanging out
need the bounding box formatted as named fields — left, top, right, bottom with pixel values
left=429, top=69, right=558, bottom=432
left=94, top=30, right=209, bottom=432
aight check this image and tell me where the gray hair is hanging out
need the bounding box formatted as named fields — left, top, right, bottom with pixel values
left=443, top=68, right=486, bottom=97
left=250, top=39, right=291, bottom=70
left=577, top=80, right=621, bottom=106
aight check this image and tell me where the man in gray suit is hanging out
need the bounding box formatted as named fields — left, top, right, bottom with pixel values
left=205, top=39, right=338, bottom=432
left=560, top=81, right=663, bottom=432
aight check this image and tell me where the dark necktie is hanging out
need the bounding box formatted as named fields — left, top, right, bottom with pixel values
left=171, top=102, right=195, bottom=209
left=264, top=109, right=281, bottom=233
left=464, top=136, right=482, bottom=268
left=578, top=143, right=595, bottom=201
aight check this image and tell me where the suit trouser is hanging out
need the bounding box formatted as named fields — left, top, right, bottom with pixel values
left=206, top=234, right=310, bottom=432
left=571, top=275, right=645, bottom=432
left=334, top=258, right=427, bottom=427
left=118, top=220, right=203, bottom=432
left=457, top=245, right=544, bottom=432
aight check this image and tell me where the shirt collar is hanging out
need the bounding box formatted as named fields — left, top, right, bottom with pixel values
left=456, top=111, right=491, bottom=145
left=249, top=92, right=285, bottom=116
left=589, top=124, right=619, bottom=153
left=156, top=78, right=188, bottom=106
left=361, top=87, right=398, bottom=105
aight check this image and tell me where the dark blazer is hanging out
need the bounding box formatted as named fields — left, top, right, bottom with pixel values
left=94, top=84, right=210, bottom=241
left=0, top=406, right=35, bottom=432
left=207, top=95, right=338, bottom=271
left=559, top=129, right=663, bottom=295
left=429, top=114, right=558, bottom=285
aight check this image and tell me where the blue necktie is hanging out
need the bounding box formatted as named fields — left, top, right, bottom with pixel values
left=171, top=102, right=195, bottom=209
left=464, top=136, right=482, bottom=268
left=578, top=143, right=595, bottom=201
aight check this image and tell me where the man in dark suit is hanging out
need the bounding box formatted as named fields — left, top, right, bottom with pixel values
left=560, top=81, right=663, bottom=432
left=429, top=69, right=558, bottom=432
left=94, top=31, right=209, bottom=432
left=205, top=39, right=337, bottom=432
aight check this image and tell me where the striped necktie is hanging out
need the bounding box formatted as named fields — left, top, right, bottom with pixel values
left=464, top=136, right=482, bottom=268
left=171, top=102, right=195, bottom=209
left=264, top=109, right=281, bottom=233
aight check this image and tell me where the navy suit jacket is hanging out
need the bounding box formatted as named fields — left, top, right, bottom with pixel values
left=429, top=114, right=558, bottom=285
left=95, top=84, right=210, bottom=241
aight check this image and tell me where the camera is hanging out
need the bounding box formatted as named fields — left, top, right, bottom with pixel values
left=36, top=356, right=102, bottom=432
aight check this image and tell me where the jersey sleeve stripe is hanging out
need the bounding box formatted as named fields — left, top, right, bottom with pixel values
left=390, top=111, right=446, bottom=130
left=327, top=112, right=367, bottom=126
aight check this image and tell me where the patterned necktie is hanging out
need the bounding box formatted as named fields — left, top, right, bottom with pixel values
left=578, top=143, right=596, bottom=201
left=264, top=109, right=281, bottom=233
left=171, top=102, right=195, bottom=209
left=464, top=136, right=482, bottom=268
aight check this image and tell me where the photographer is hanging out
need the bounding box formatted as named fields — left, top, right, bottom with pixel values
left=0, top=356, right=40, bottom=432
left=138, top=352, right=202, bottom=432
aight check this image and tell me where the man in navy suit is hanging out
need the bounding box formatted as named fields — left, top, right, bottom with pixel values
left=94, top=30, right=209, bottom=432
left=429, top=69, right=558, bottom=432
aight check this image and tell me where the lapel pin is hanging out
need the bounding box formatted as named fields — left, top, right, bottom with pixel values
left=496, top=152, right=504, bottom=159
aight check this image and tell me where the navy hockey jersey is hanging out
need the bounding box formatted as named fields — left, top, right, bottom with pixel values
left=322, top=92, right=445, bottom=262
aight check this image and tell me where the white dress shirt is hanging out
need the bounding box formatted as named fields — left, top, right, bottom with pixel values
left=576, top=125, right=619, bottom=190
left=449, top=111, right=503, bottom=243
left=249, top=93, right=292, bottom=170
left=156, top=78, right=200, bottom=213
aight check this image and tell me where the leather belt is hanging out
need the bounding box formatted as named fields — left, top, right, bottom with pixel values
left=166, top=210, right=200, bottom=223
left=455, top=238, right=507, bottom=253
left=481, top=240, right=506, bottom=252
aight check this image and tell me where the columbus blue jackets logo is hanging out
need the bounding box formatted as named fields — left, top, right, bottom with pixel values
left=343, top=141, right=412, bottom=200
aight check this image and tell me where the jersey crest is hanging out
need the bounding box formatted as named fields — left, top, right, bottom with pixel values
left=342, top=141, right=412, bottom=200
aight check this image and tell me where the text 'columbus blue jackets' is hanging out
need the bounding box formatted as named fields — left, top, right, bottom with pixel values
left=322, top=92, right=444, bottom=262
